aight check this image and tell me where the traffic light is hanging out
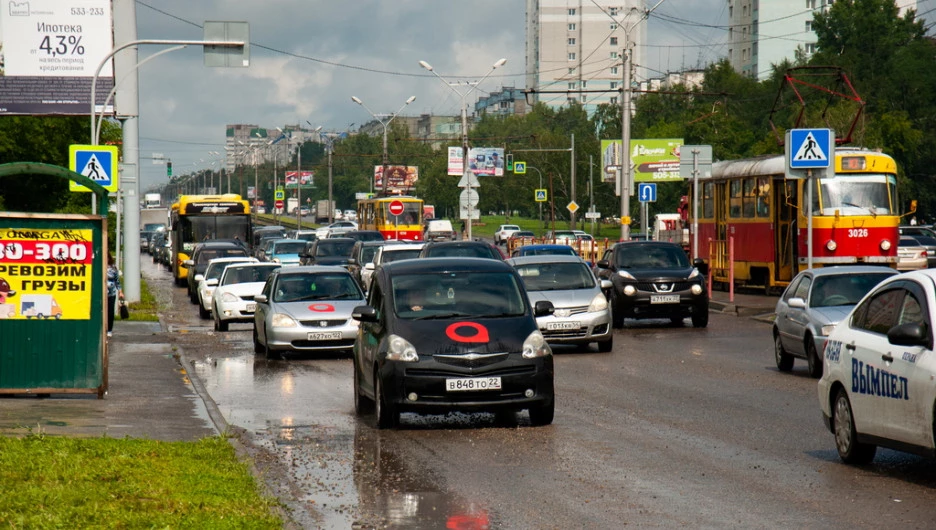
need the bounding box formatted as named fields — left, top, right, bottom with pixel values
left=167, top=161, right=172, bottom=177
left=506, top=153, right=514, bottom=171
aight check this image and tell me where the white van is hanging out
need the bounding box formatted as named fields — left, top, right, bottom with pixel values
left=424, top=219, right=457, bottom=242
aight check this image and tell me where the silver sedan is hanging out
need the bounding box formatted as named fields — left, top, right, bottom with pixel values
left=507, top=254, right=614, bottom=352
left=253, top=266, right=365, bottom=358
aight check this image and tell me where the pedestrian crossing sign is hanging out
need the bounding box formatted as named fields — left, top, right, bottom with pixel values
left=69, top=145, right=119, bottom=193
left=788, top=129, right=832, bottom=170
left=535, top=189, right=547, bottom=202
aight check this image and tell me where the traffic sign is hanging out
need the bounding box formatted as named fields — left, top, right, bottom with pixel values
left=585, top=211, right=601, bottom=219
left=514, top=161, right=526, bottom=174
left=275, top=199, right=284, bottom=209
left=388, top=200, right=405, bottom=216
left=69, top=144, right=119, bottom=193
left=566, top=201, right=579, bottom=214
left=534, top=189, right=547, bottom=202
left=638, top=182, right=657, bottom=203
left=788, top=129, right=832, bottom=169
left=460, top=188, right=479, bottom=208
left=274, top=190, right=285, bottom=201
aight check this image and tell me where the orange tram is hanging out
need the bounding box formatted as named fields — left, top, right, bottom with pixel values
left=356, top=195, right=424, bottom=241
left=690, top=148, right=904, bottom=293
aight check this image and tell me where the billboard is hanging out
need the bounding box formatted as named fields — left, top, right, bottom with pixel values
left=467, top=147, right=504, bottom=176
left=601, top=139, right=684, bottom=183
left=284, top=171, right=314, bottom=189
left=447, top=146, right=463, bottom=176
left=374, top=165, right=418, bottom=190
left=0, top=0, right=115, bottom=115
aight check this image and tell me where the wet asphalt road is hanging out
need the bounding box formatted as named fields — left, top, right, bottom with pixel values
left=145, top=258, right=936, bottom=529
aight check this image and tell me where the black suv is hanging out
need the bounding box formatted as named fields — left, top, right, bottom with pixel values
left=418, top=240, right=505, bottom=260
left=595, top=241, right=709, bottom=328
left=299, top=237, right=357, bottom=266
left=347, top=240, right=386, bottom=290
left=182, top=241, right=249, bottom=301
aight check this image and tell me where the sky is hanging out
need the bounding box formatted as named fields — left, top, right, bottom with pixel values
left=131, top=0, right=741, bottom=191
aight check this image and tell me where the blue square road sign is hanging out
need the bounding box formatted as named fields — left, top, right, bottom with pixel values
left=69, top=145, right=119, bottom=193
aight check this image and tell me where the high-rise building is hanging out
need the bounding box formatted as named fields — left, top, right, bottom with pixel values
left=728, top=0, right=917, bottom=81
left=525, top=0, right=646, bottom=113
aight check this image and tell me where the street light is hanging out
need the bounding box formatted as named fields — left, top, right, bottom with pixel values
left=418, top=57, right=506, bottom=240
left=309, top=124, right=344, bottom=225
left=350, top=95, right=416, bottom=196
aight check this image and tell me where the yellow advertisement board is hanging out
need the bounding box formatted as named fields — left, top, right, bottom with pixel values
left=0, top=228, right=95, bottom=320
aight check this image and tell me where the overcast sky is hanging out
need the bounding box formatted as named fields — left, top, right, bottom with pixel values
left=130, top=0, right=744, bottom=190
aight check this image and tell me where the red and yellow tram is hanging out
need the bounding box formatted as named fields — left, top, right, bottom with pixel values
left=356, top=195, right=424, bottom=241
left=691, top=148, right=903, bottom=292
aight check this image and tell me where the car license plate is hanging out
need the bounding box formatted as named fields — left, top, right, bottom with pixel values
left=650, top=295, right=680, bottom=304
left=246, top=303, right=256, bottom=312
left=307, top=331, right=342, bottom=340
left=547, top=321, right=579, bottom=330
left=446, top=377, right=502, bottom=392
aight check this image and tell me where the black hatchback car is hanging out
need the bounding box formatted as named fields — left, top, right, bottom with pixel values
left=595, top=241, right=709, bottom=328
left=352, top=258, right=556, bottom=428
left=418, top=240, right=505, bottom=260
left=182, top=241, right=250, bottom=300
left=299, top=237, right=357, bottom=266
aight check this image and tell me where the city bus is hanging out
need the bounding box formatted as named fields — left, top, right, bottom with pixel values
left=691, top=148, right=904, bottom=293
left=169, top=194, right=251, bottom=286
left=356, top=195, right=424, bottom=241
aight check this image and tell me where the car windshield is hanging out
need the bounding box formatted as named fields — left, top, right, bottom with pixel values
left=810, top=273, right=895, bottom=308
left=273, top=273, right=363, bottom=303
left=426, top=245, right=497, bottom=259
left=315, top=240, right=355, bottom=257
left=526, top=247, right=577, bottom=257
left=223, top=266, right=278, bottom=286
left=294, top=233, right=317, bottom=241
left=614, top=245, right=689, bottom=269
left=361, top=246, right=380, bottom=263
left=382, top=248, right=422, bottom=263
left=206, top=261, right=241, bottom=280
left=273, top=241, right=305, bottom=254
left=392, top=272, right=527, bottom=319
left=515, top=262, right=596, bottom=291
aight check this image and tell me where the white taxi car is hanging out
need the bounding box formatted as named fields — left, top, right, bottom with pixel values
left=212, top=263, right=281, bottom=332
left=818, top=269, right=936, bottom=464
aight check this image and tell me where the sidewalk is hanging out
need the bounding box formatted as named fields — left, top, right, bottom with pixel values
left=708, top=289, right=778, bottom=322
left=0, top=320, right=219, bottom=441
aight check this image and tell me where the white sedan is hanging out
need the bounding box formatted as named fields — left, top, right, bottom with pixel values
left=212, top=263, right=281, bottom=332
left=818, top=268, right=936, bottom=464
left=196, top=257, right=257, bottom=319
left=315, top=221, right=358, bottom=239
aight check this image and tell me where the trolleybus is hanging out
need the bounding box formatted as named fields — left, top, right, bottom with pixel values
left=692, top=148, right=903, bottom=293
left=356, top=195, right=424, bottom=241
left=169, top=194, right=251, bottom=285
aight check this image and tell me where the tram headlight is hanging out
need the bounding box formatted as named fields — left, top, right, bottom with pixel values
left=825, top=240, right=837, bottom=251
left=880, top=239, right=892, bottom=251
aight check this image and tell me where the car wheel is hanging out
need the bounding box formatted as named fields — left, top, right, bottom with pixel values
left=774, top=329, right=794, bottom=372
left=528, top=399, right=554, bottom=426
left=806, top=337, right=823, bottom=379
left=611, top=291, right=625, bottom=329
left=189, top=289, right=198, bottom=304
left=374, top=373, right=398, bottom=429
left=198, top=299, right=210, bottom=320
left=252, top=326, right=264, bottom=354
left=597, top=336, right=613, bottom=353
left=833, top=388, right=876, bottom=464
left=213, top=308, right=228, bottom=332
left=353, top=361, right=374, bottom=416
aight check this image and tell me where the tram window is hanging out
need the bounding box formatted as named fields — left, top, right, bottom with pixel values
left=730, top=180, right=742, bottom=218
left=703, top=182, right=714, bottom=218
left=756, top=177, right=770, bottom=218
left=743, top=178, right=756, bottom=218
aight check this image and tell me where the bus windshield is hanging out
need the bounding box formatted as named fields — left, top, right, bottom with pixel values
left=814, top=174, right=896, bottom=215
left=179, top=217, right=250, bottom=252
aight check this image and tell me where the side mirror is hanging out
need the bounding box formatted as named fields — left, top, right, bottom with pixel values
left=692, top=258, right=709, bottom=276
left=352, top=305, right=378, bottom=322
left=183, top=259, right=195, bottom=267
left=206, top=278, right=219, bottom=287
left=888, top=322, right=929, bottom=347
left=600, top=279, right=613, bottom=290
left=193, top=274, right=205, bottom=282
left=364, top=263, right=375, bottom=271
left=596, top=259, right=610, bottom=269
left=534, top=300, right=555, bottom=317
left=254, top=294, right=268, bottom=304
left=788, top=297, right=806, bottom=309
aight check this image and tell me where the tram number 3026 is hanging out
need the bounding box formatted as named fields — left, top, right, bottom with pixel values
left=847, top=228, right=869, bottom=238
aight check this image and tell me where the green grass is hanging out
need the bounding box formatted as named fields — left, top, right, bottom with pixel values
left=124, top=276, right=159, bottom=322
left=0, top=434, right=282, bottom=527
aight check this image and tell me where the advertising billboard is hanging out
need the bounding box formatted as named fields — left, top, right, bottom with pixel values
left=447, top=146, right=463, bottom=176
left=284, top=171, right=314, bottom=189
left=467, top=147, right=504, bottom=176
left=601, top=139, right=684, bottom=183
left=0, top=0, right=115, bottom=115
left=374, top=165, right=418, bottom=190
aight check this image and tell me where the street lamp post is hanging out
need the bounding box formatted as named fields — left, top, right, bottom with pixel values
left=312, top=126, right=344, bottom=225
left=350, top=95, right=416, bottom=197
left=418, top=58, right=506, bottom=241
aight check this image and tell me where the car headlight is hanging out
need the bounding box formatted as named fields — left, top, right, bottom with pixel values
left=689, top=268, right=701, bottom=279
left=522, top=330, right=552, bottom=359
left=271, top=313, right=298, bottom=327
left=588, top=292, right=608, bottom=312
left=820, top=324, right=836, bottom=336
left=623, top=285, right=636, bottom=296
left=386, top=334, right=418, bottom=362
left=617, top=270, right=636, bottom=280
left=221, top=292, right=239, bottom=303
left=691, top=283, right=704, bottom=295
